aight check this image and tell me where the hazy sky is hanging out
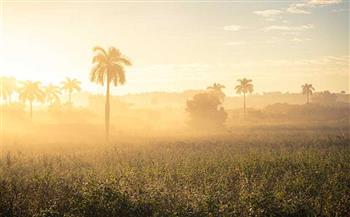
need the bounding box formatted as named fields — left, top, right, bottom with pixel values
left=0, top=0, right=349, bottom=95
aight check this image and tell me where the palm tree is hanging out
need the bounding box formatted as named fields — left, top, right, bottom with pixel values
left=18, top=81, right=44, bottom=120
left=301, top=83, right=315, bottom=104
left=207, top=83, right=226, bottom=102
left=235, top=78, right=254, bottom=119
left=45, top=84, right=61, bottom=106
left=0, top=76, right=17, bottom=104
left=62, top=77, right=81, bottom=105
left=90, top=46, right=132, bottom=140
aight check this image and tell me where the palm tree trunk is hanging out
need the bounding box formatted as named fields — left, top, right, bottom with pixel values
left=307, top=93, right=309, bottom=104
left=243, top=92, right=246, bottom=120
left=105, top=81, right=110, bottom=141
left=30, top=100, right=33, bottom=121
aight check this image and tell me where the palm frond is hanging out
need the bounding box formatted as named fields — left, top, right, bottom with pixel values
left=112, top=56, right=132, bottom=66
left=90, top=46, right=131, bottom=87
left=93, top=46, right=107, bottom=56
left=92, top=54, right=106, bottom=64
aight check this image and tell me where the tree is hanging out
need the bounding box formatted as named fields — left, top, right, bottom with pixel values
left=235, top=78, right=254, bottom=119
left=62, top=78, right=81, bottom=105
left=186, top=92, right=227, bottom=130
left=45, top=84, right=61, bottom=106
left=301, top=83, right=315, bottom=104
left=18, top=81, right=44, bottom=120
left=0, top=76, right=17, bottom=104
left=207, top=83, right=226, bottom=102
left=312, top=90, right=336, bottom=105
left=90, top=46, right=132, bottom=140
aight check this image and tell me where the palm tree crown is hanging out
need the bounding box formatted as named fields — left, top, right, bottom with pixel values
left=207, top=83, right=226, bottom=102
left=302, top=83, right=314, bottom=95
left=207, top=83, right=225, bottom=92
left=62, top=77, right=81, bottom=104
left=235, top=78, right=254, bottom=94
left=45, top=84, right=61, bottom=105
left=18, top=81, right=44, bottom=119
left=18, top=81, right=44, bottom=102
left=90, top=46, right=132, bottom=86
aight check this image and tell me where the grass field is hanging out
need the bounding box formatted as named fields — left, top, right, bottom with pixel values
left=1, top=129, right=349, bottom=217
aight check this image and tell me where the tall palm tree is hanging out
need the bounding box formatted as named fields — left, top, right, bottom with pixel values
left=90, top=46, right=132, bottom=140
left=235, top=78, right=254, bottom=119
left=301, top=83, right=315, bottom=104
left=207, top=83, right=226, bottom=102
left=18, top=81, right=44, bottom=120
left=0, top=76, right=17, bottom=104
left=62, top=78, right=81, bottom=105
left=45, top=84, right=61, bottom=106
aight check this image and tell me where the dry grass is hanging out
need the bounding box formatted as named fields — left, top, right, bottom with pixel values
left=0, top=129, right=349, bottom=216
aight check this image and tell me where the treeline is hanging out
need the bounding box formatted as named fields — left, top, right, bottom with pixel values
left=1, top=76, right=349, bottom=131
left=186, top=82, right=349, bottom=130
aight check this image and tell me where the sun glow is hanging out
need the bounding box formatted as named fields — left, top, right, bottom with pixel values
left=0, top=2, right=349, bottom=216
left=0, top=1, right=348, bottom=95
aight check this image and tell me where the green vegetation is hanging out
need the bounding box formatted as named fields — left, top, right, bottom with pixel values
left=1, top=130, right=349, bottom=217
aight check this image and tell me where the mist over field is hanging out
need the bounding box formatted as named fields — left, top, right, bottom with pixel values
left=1, top=88, right=349, bottom=143
left=1, top=0, right=350, bottom=216
left=1, top=81, right=349, bottom=217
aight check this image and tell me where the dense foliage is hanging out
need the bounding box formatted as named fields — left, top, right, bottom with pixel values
left=0, top=130, right=349, bottom=217
left=186, top=92, right=227, bottom=130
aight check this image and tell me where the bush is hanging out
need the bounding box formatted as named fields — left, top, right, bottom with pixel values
left=186, top=92, right=227, bottom=130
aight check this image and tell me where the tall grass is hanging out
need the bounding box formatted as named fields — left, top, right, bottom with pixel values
left=0, top=130, right=349, bottom=217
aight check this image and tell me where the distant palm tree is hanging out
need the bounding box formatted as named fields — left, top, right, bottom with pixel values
left=301, top=83, right=315, bottom=104
left=62, top=78, right=81, bottom=105
left=45, top=84, right=61, bottom=106
left=207, top=83, right=226, bottom=102
left=18, top=81, right=44, bottom=120
left=235, top=78, right=254, bottom=119
left=90, top=46, right=132, bottom=140
left=0, top=76, right=17, bottom=104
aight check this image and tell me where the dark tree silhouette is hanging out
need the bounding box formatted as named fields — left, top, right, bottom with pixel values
left=90, top=46, right=132, bottom=141
left=235, top=78, right=254, bottom=119
left=207, top=83, right=226, bottom=102
left=186, top=92, right=227, bottom=130
left=301, top=83, right=315, bottom=104
left=312, top=90, right=337, bottom=105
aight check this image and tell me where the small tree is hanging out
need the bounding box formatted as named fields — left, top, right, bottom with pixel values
left=18, top=81, right=44, bottom=120
left=207, top=83, right=226, bottom=102
left=301, top=83, right=315, bottom=104
left=186, top=92, right=227, bottom=130
left=45, top=84, right=61, bottom=106
left=62, top=78, right=81, bottom=105
left=235, top=78, right=254, bottom=119
left=312, top=91, right=337, bottom=105
left=0, top=76, right=17, bottom=104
